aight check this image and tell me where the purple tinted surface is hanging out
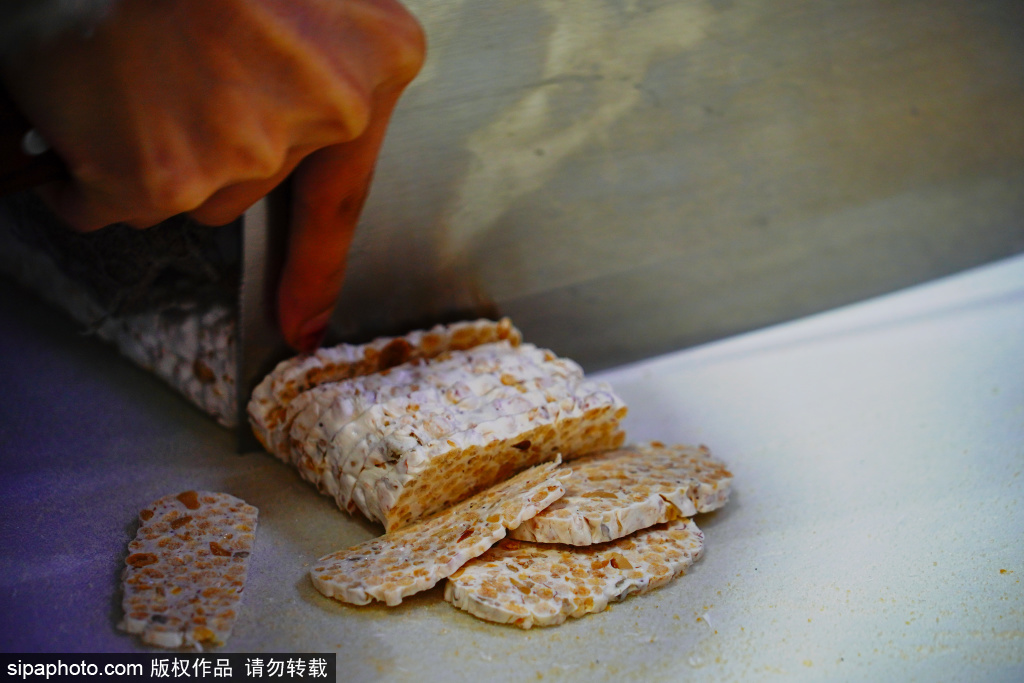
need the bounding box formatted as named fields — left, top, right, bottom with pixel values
left=0, top=278, right=237, bottom=652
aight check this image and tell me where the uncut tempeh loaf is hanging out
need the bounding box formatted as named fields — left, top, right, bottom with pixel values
left=249, top=320, right=627, bottom=531
left=311, top=460, right=568, bottom=606
left=510, top=442, right=732, bottom=545
left=445, top=518, right=705, bottom=629
left=120, top=491, right=258, bottom=650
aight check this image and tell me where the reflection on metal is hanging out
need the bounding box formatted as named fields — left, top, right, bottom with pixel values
left=331, top=0, right=1024, bottom=369
left=237, top=190, right=290, bottom=451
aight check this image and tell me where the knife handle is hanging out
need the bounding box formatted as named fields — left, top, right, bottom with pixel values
left=0, top=85, right=67, bottom=196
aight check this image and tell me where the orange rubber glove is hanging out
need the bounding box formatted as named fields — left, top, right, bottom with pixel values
left=1, top=0, right=425, bottom=351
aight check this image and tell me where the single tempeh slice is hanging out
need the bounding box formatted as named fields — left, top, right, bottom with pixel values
left=120, top=491, right=258, bottom=650
left=445, top=518, right=705, bottom=629
left=509, top=442, right=732, bottom=545
left=310, top=460, right=568, bottom=607
left=248, top=318, right=522, bottom=457
left=350, top=378, right=624, bottom=531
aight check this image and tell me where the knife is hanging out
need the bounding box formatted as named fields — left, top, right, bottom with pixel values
left=0, top=88, right=292, bottom=452
left=235, top=188, right=291, bottom=452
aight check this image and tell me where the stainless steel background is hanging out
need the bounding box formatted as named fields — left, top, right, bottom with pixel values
left=332, top=0, right=1024, bottom=369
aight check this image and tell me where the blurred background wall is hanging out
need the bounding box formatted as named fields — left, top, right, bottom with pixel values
left=331, top=0, right=1024, bottom=369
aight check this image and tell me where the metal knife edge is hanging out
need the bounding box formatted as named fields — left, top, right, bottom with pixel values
left=236, top=188, right=292, bottom=453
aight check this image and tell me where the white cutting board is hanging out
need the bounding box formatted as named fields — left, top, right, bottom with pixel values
left=0, top=255, right=1021, bottom=681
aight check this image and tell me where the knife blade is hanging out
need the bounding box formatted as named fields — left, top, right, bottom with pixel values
left=0, top=86, right=292, bottom=451
left=235, top=187, right=291, bottom=452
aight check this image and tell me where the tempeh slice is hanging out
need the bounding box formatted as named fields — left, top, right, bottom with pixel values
left=119, top=491, right=258, bottom=650
left=445, top=518, right=705, bottom=629
left=310, top=460, right=568, bottom=607
left=510, top=442, right=732, bottom=545
left=248, top=318, right=522, bottom=456
left=351, top=375, right=623, bottom=530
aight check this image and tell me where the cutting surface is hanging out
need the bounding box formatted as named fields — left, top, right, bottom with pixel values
left=1, top=255, right=1022, bottom=681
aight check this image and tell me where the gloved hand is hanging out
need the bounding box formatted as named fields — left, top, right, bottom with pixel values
left=1, top=0, right=425, bottom=351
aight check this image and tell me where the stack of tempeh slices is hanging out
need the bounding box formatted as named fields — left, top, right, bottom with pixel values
left=312, top=443, right=730, bottom=628
left=248, top=318, right=628, bottom=531
left=249, top=319, right=733, bottom=628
